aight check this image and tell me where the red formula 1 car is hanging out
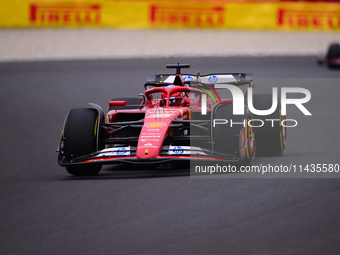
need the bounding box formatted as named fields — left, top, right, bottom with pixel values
left=58, top=64, right=286, bottom=176
left=317, top=43, right=340, bottom=68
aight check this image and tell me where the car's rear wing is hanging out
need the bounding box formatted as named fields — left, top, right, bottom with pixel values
left=145, top=73, right=253, bottom=90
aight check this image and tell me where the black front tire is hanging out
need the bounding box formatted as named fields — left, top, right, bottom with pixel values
left=62, top=108, right=102, bottom=176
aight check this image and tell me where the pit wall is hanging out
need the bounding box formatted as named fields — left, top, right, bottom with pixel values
left=1, top=0, right=340, bottom=31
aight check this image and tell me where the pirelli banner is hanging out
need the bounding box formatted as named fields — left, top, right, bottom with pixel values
left=0, top=0, right=340, bottom=31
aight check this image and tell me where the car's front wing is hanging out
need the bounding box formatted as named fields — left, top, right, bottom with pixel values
left=58, top=145, right=241, bottom=167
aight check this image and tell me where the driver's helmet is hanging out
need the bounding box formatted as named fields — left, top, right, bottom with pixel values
left=161, top=90, right=184, bottom=106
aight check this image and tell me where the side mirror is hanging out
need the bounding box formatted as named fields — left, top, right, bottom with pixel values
left=109, top=101, right=126, bottom=107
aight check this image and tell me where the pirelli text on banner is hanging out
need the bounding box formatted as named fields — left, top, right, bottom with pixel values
left=0, top=0, right=339, bottom=30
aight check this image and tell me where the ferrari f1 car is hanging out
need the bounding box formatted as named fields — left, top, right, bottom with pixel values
left=58, top=64, right=286, bottom=176
left=317, top=43, right=340, bottom=68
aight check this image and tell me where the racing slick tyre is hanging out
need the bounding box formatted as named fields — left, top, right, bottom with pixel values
left=327, top=43, right=340, bottom=68
left=62, top=108, right=102, bottom=176
left=251, top=94, right=286, bottom=157
left=213, top=103, right=255, bottom=165
left=108, top=97, right=143, bottom=111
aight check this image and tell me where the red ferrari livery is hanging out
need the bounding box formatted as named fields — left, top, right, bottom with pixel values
left=58, top=64, right=286, bottom=176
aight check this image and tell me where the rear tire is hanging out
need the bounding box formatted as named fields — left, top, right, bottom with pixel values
left=327, top=43, right=340, bottom=68
left=251, top=94, right=286, bottom=156
left=63, top=108, right=102, bottom=176
left=213, top=104, right=255, bottom=165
